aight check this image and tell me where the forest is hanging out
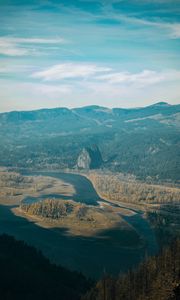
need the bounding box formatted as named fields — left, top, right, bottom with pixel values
left=21, top=199, right=75, bottom=219
left=0, top=234, right=179, bottom=300
left=88, top=172, right=180, bottom=204
left=83, top=239, right=180, bottom=300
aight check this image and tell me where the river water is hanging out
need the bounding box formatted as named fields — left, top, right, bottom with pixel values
left=0, top=171, right=158, bottom=278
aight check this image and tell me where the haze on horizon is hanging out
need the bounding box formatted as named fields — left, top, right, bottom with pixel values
left=0, top=0, right=180, bottom=112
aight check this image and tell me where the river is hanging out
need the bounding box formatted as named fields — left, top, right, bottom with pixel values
left=0, top=171, right=158, bottom=278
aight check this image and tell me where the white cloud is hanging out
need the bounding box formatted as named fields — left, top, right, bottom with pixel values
left=0, top=37, right=65, bottom=44
left=0, top=36, right=66, bottom=56
left=32, top=63, right=111, bottom=81
left=32, top=63, right=180, bottom=88
left=0, top=40, right=30, bottom=56
left=97, top=69, right=180, bottom=87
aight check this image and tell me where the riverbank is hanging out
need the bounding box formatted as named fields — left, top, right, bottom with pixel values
left=0, top=169, right=159, bottom=278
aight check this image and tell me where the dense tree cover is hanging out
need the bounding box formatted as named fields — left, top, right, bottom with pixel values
left=0, top=234, right=91, bottom=300
left=21, top=199, right=78, bottom=219
left=83, top=239, right=180, bottom=300
left=89, top=173, right=180, bottom=204
left=89, top=172, right=180, bottom=248
left=0, top=104, right=179, bottom=181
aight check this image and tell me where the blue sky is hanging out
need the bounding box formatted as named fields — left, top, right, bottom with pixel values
left=0, top=0, right=180, bottom=111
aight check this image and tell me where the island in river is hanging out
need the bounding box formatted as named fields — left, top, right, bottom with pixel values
left=0, top=169, right=158, bottom=278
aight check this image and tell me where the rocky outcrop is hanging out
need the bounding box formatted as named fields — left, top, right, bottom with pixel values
left=77, top=145, right=103, bottom=169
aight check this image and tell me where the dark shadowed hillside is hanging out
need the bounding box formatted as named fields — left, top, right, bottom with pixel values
left=0, top=102, right=179, bottom=181
left=1, top=234, right=178, bottom=300
left=0, top=234, right=91, bottom=300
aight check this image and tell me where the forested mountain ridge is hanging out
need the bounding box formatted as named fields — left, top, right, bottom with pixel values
left=0, top=102, right=179, bottom=125
left=0, top=102, right=179, bottom=181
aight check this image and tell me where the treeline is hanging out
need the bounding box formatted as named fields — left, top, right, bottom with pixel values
left=21, top=199, right=89, bottom=221
left=0, top=171, right=33, bottom=188
left=89, top=173, right=180, bottom=204
left=83, top=239, right=180, bottom=300
left=0, top=234, right=91, bottom=300
left=21, top=199, right=74, bottom=219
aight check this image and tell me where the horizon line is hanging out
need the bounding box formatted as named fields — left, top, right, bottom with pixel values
left=0, top=101, right=179, bottom=114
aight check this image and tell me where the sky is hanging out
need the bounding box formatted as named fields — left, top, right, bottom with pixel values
left=0, top=0, right=180, bottom=111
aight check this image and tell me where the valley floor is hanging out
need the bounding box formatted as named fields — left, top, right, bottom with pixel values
left=0, top=167, right=179, bottom=277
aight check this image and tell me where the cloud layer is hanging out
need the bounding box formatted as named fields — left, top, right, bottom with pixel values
left=0, top=0, right=179, bottom=111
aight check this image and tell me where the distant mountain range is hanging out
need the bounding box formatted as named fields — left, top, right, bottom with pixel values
left=0, top=102, right=179, bottom=181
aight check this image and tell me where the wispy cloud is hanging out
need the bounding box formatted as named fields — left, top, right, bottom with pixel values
left=97, top=70, right=163, bottom=86
left=99, top=6, right=180, bottom=39
left=137, top=19, right=180, bottom=39
left=1, top=37, right=65, bottom=44
left=0, top=36, right=66, bottom=56
left=97, top=69, right=180, bottom=87
left=32, top=62, right=180, bottom=88
left=0, top=40, right=30, bottom=56
left=32, top=63, right=111, bottom=81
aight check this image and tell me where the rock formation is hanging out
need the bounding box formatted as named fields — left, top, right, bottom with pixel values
left=77, top=145, right=103, bottom=169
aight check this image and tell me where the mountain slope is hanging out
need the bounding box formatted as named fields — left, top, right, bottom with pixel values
left=0, top=234, right=91, bottom=300
left=0, top=102, right=179, bottom=181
